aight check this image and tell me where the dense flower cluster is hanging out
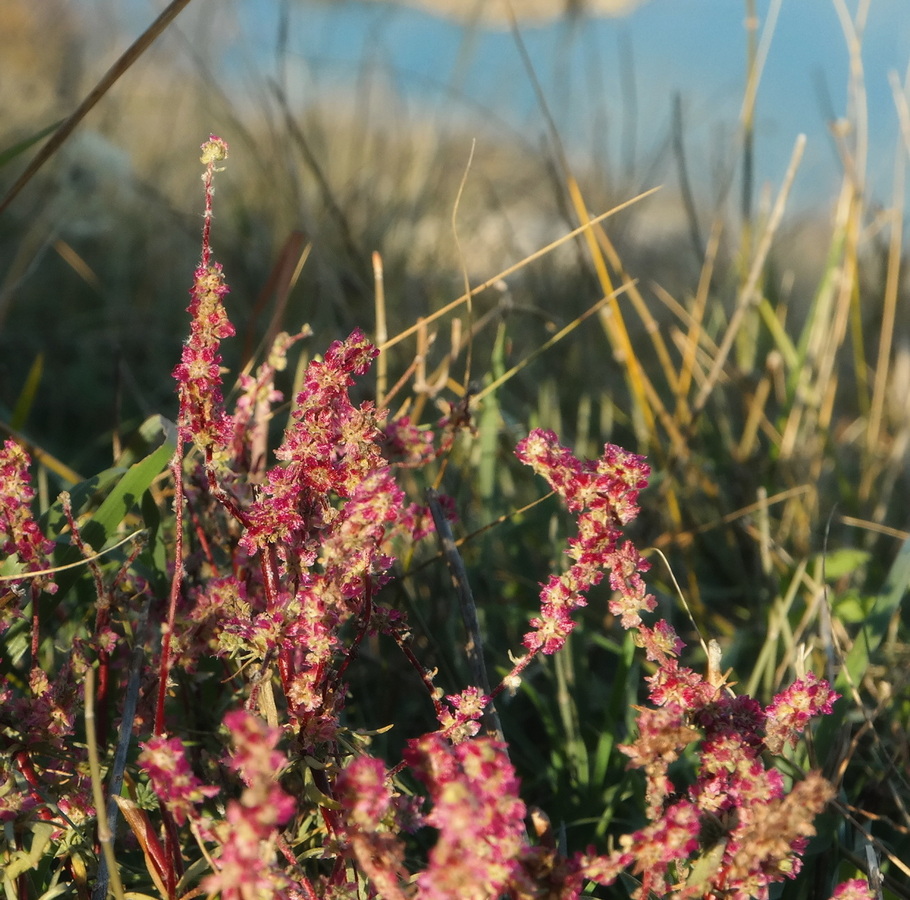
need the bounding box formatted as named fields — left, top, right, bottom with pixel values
left=831, top=879, right=878, bottom=900
left=172, top=137, right=235, bottom=456
left=765, top=672, right=839, bottom=754
left=404, top=734, right=528, bottom=899
left=203, top=711, right=296, bottom=899
left=240, top=329, right=382, bottom=561
left=231, top=329, right=311, bottom=474
left=336, top=756, right=410, bottom=900
left=581, top=613, right=840, bottom=898
left=0, top=439, right=57, bottom=609
left=381, top=415, right=437, bottom=467
left=507, top=429, right=847, bottom=900
left=514, top=429, right=652, bottom=656
left=139, top=735, right=219, bottom=827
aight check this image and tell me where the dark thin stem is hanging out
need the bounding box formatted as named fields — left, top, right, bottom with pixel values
left=672, top=92, right=705, bottom=266
left=390, top=628, right=445, bottom=719
left=93, top=595, right=151, bottom=900
left=205, top=448, right=249, bottom=526
left=259, top=544, right=294, bottom=706
left=426, top=488, right=504, bottom=743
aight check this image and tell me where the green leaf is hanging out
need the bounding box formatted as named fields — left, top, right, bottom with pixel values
left=82, top=415, right=177, bottom=544
left=0, top=554, right=25, bottom=579
left=2, top=821, right=56, bottom=878
left=819, top=547, right=871, bottom=581
left=0, top=120, right=64, bottom=168
left=815, top=533, right=910, bottom=757
left=831, top=591, right=873, bottom=624
left=41, top=415, right=177, bottom=598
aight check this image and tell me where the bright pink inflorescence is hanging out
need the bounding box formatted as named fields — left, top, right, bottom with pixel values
left=831, top=879, right=878, bottom=900
left=172, top=260, right=235, bottom=453
left=514, top=429, right=653, bottom=656
left=139, top=735, right=220, bottom=827
left=240, top=329, right=383, bottom=562
left=0, top=439, right=58, bottom=608
left=202, top=711, right=296, bottom=899
left=508, top=428, right=845, bottom=900
left=150, top=137, right=856, bottom=900
left=404, top=733, right=528, bottom=900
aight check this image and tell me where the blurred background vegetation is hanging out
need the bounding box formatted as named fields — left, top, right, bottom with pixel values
left=2, top=0, right=910, bottom=892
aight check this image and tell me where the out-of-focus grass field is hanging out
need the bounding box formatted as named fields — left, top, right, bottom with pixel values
left=2, top=0, right=910, bottom=893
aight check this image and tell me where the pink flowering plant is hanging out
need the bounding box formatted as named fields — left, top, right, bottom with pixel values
left=0, top=137, right=883, bottom=900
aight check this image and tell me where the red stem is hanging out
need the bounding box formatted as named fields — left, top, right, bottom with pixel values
left=259, top=545, right=295, bottom=703
left=155, top=452, right=186, bottom=736
left=276, top=833, right=319, bottom=900
left=205, top=448, right=249, bottom=526
left=161, top=804, right=184, bottom=897
left=185, top=489, right=218, bottom=570
left=391, top=628, right=445, bottom=719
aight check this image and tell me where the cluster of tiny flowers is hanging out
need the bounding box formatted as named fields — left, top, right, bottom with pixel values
left=0, top=439, right=57, bottom=609
left=579, top=596, right=841, bottom=898
left=230, top=329, right=311, bottom=472
left=403, top=733, right=528, bottom=899
left=171, top=140, right=234, bottom=457
left=336, top=756, right=411, bottom=900
left=831, top=880, right=878, bottom=900
left=506, top=431, right=860, bottom=900
left=203, top=711, right=296, bottom=899
left=0, top=661, right=95, bottom=829
left=437, top=685, right=488, bottom=741
left=513, top=429, right=652, bottom=656
left=765, top=672, right=838, bottom=754
left=139, top=735, right=220, bottom=827
left=240, top=329, right=382, bottom=562
left=381, top=415, right=438, bottom=467
left=172, top=259, right=235, bottom=453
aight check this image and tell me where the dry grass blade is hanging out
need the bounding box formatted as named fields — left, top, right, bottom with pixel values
left=566, top=179, right=656, bottom=441
left=379, top=188, right=660, bottom=352
left=373, top=251, right=388, bottom=401
left=240, top=230, right=310, bottom=371
left=85, top=667, right=126, bottom=900
left=860, top=71, right=910, bottom=500
left=0, top=0, right=195, bottom=216
left=473, top=281, right=633, bottom=403
left=694, top=133, right=806, bottom=414
left=673, top=219, right=725, bottom=422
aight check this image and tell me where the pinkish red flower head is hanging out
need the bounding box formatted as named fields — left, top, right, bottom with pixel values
left=514, top=430, right=653, bottom=657
left=830, top=880, right=877, bottom=900
left=765, top=672, right=839, bottom=754
left=139, top=735, right=219, bottom=826
left=404, top=734, right=528, bottom=900
left=240, top=329, right=383, bottom=559
left=172, top=137, right=235, bottom=455
left=172, top=261, right=235, bottom=453
left=0, top=440, right=57, bottom=599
